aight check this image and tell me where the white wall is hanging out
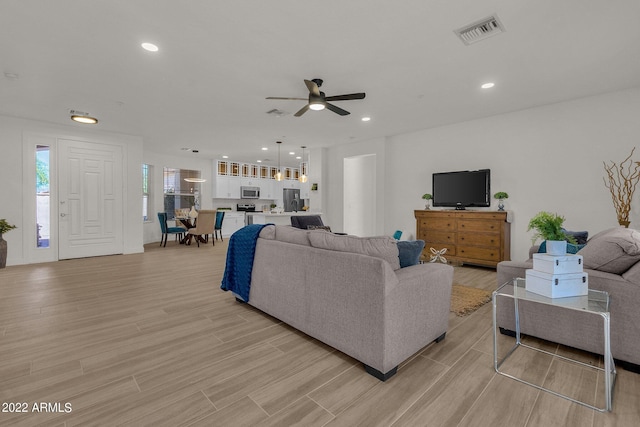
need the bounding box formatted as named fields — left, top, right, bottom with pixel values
left=325, top=137, right=387, bottom=234
left=344, top=154, right=376, bottom=236
left=0, top=115, right=144, bottom=266
left=383, top=87, right=640, bottom=260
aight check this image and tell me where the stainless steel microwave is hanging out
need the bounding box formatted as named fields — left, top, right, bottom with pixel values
left=240, top=186, right=260, bottom=199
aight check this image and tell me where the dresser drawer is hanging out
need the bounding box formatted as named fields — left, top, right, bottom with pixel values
left=424, top=230, right=456, bottom=244
left=421, top=217, right=456, bottom=231
left=456, top=246, right=501, bottom=262
left=458, top=219, right=501, bottom=233
left=457, top=233, right=501, bottom=247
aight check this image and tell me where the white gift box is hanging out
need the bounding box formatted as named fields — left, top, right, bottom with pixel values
left=532, top=253, right=583, bottom=275
left=525, top=269, right=589, bottom=298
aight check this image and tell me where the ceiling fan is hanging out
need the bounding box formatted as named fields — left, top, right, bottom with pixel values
left=266, top=78, right=366, bottom=117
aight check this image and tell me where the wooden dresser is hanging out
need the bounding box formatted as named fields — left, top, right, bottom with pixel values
left=414, top=210, right=511, bottom=268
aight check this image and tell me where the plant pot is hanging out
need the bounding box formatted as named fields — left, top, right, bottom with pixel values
left=0, top=234, right=7, bottom=268
left=545, top=240, right=567, bottom=256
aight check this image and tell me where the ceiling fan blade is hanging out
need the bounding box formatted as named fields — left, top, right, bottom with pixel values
left=304, top=79, right=321, bottom=96
left=266, top=97, right=307, bottom=100
left=325, top=92, right=366, bottom=102
left=294, top=104, right=311, bottom=117
left=325, top=103, right=350, bottom=116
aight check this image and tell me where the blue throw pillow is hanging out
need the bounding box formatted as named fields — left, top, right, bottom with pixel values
left=397, top=240, right=425, bottom=268
left=538, top=240, right=586, bottom=254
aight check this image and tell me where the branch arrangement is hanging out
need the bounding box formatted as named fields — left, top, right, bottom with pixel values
left=603, top=147, right=640, bottom=226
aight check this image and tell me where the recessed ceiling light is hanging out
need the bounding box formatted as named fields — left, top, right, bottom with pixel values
left=222, top=155, right=229, bottom=159
left=261, top=147, right=268, bottom=151
left=296, top=156, right=301, bottom=160
left=141, top=42, right=159, bottom=52
left=4, top=72, right=19, bottom=80
left=257, top=160, right=262, bottom=163
left=481, top=82, right=495, bottom=89
left=361, top=117, right=371, bottom=122
left=289, top=152, right=295, bottom=155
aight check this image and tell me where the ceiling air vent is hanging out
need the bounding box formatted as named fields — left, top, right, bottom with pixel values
left=454, top=14, right=505, bottom=45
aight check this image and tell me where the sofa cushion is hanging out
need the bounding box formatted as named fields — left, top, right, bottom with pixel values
left=308, top=233, right=401, bottom=270
left=577, top=227, right=640, bottom=274
left=397, top=240, right=425, bottom=268
left=274, top=225, right=311, bottom=246
left=259, top=224, right=276, bottom=240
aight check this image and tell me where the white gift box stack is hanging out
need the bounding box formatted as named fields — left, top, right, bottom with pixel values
left=525, top=252, right=589, bottom=298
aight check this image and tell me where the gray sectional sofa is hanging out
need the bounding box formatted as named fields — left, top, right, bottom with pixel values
left=497, top=227, right=640, bottom=371
left=245, top=225, right=454, bottom=380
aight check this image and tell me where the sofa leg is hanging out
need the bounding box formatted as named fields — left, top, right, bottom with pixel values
left=499, top=327, right=517, bottom=338
left=435, top=332, right=446, bottom=343
left=235, top=297, right=246, bottom=304
left=364, top=364, right=397, bottom=381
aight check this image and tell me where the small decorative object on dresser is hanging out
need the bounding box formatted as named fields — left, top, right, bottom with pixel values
left=493, top=191, right=509, bottom=211
left=421, top=193, right=433, bottom=210
left=527, top=211, right=577, bottom=256
left=0, top=218, right=17, bottom=269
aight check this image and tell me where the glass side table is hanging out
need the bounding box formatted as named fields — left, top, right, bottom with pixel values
left=492, top=278, right=616, bottom=412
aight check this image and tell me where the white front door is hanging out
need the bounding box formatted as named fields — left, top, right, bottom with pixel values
left=58, top=139, right=124, bottom=259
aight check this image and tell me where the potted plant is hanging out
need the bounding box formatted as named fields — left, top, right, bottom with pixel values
left=422, top=193, right=433, bottom=210
left=494, top=192, right=509, bottom=211
left=527, top=211, right=576, bottom=256
left=0, top=219, right=17, bottom=269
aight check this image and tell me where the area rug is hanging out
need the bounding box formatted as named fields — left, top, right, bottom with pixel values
left=450, top=284, right=492, bottom=316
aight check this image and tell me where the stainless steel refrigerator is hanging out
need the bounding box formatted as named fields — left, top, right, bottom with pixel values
left=283, top=188, right=302, bottom=212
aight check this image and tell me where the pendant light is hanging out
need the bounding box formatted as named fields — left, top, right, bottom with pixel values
left=275, top=141, right=283, bottom=181
left=298, top=146, right=308, bottom=183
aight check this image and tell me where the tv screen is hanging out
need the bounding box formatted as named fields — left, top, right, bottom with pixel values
left=432, top=169, right=490, bottom=209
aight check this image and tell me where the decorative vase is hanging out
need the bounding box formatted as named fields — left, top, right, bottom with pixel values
left=0, top=234, right=7, bottom=269
left=424, top=200, right=431, bottom=210
left=546, top=240, right=567, bottom=256
left=497, top=199, right=505, bottom=211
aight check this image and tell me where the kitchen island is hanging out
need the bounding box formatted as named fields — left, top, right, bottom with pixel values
left=247, top=212, right=324, bottom=226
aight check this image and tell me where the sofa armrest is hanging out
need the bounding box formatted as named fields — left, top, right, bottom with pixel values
left=497, top=260, right=533, bottom=287
left=385, top=263, right=453, bottom=369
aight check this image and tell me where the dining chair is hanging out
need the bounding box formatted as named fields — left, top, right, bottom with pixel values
left=187, top=210, right=217, bottom=246
left=214, top=211, right=225, bottom=241
left=157, top=212, right=186, bottom=247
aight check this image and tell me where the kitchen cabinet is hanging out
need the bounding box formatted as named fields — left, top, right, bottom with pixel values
left=219, top=212, right=245, bottom=237
left=212, top=175, right=240, bottom=199
left=212, top=159, right=301, bottom=200
left=414, top=210, right=511, bottom=268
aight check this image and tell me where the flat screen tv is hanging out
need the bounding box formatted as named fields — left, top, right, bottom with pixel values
left=432, top=169, right=490, bottom=209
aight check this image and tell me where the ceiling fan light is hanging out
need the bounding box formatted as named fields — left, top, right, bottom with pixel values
left=309, top=103, right=325, bottom=111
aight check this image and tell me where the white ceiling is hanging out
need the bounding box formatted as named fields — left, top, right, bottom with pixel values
left=1, top=1, right=639, bottom=167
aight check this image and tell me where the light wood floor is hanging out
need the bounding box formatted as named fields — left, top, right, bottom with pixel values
left=0, top=240, right=639, bottom=426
